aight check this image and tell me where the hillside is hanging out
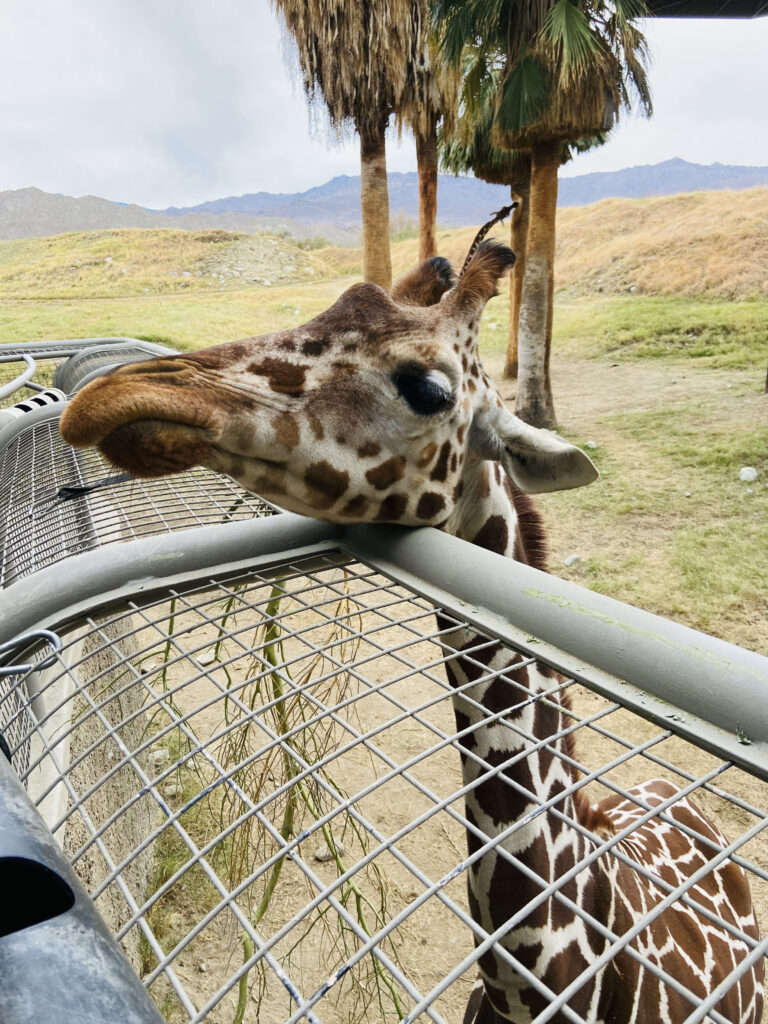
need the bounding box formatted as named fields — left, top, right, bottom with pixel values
left=0, top=185, right=766, bottom=302
left=554, top=186, right=768, bottom=299
left=3, top=159, right=768, bottom=243
left=347, top=185, right=768, bottom=301
left=0, top=188, right=358, bottom=246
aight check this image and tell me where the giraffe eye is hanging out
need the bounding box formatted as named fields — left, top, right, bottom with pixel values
left=393, top=368, right=453, bottom=416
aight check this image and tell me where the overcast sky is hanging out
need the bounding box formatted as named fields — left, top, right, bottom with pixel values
left=1, top=1, right=767, bottom=210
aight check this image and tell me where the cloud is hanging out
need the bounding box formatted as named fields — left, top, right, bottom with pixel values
left=561, top=16, right=768, bottom=176
left=1, top=1, right=767, bottom=206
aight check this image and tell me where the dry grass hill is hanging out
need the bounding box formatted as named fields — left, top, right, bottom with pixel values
left=0, top=184, right=766, bottom=301
left=381, top=185, right=768, bottom=299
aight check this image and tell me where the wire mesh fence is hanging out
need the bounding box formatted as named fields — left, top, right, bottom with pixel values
left=2, top=550, right=767, bottom=1024
left=0, top=413, right=275, bottom=588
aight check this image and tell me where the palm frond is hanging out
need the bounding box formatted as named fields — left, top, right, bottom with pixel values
left=496, top=56, right=550, bottom=135
left=542, top=0, right=599, bottom=76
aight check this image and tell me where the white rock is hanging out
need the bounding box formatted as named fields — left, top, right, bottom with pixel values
left=584, top=441, right=598, bottom=450
left=149, top=749, right=169, bottom=768
left=564, top=554, right=580, bottom=567
left=163, top=783, right=183, bottom=798
left=198, top=650, right=216, bottom=666
left=739, top=467, right=758, bottom=483
left=315, top=840, right=345, bottom=862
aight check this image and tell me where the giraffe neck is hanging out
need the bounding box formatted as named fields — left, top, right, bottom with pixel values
left=442, top=462, right=606, bottom=1023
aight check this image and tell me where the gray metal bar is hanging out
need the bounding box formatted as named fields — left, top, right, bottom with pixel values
left=0, top=512, right=344, bottom=645
left=0, top=338, right=159, bottom=363
left=3, top=509, right=767, bottom=777
left=0, top=753, right=164, bottom=1023
left=0, top=355, right=35, bottom=401
left=340, top=524, right=768, bottom=756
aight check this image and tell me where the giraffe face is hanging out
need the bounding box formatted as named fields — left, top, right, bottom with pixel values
left=60, top=243, right=597, bottom=524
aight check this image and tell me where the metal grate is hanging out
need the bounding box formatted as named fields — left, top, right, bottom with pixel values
left=53, top=340, right=176, bottom=395
left=2, top=527, right=766, bottom=1024
left=0, top=412, right=275, bottom=589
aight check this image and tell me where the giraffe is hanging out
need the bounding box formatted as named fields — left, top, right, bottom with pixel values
left=60, top=242, right=764, bottom=1024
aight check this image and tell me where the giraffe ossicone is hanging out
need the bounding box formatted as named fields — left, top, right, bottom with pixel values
left=60, top=242, right=764, bottom=1024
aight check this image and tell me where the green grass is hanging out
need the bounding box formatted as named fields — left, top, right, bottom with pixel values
left=551, top=294, right=768, bottom=370
left=0, top=280, right=349, bottom=351
left=538, top=391, right=768, bottom=653
left=475, top=293, right=768, bottom=372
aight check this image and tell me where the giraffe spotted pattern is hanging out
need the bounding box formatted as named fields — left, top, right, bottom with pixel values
left=60, top=242, right=765, bottom=1024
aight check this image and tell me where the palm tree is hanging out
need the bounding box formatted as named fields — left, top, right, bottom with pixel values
left=393, top=8, right=460, bottom=260
left=272, top=1, right=455, bottom=285
left=272, top=1, right=421, bottom=290
left=433, top=0, right=651, bottom=427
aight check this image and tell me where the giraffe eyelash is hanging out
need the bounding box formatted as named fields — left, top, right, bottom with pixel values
left=393, top=368, right=454, bottom=417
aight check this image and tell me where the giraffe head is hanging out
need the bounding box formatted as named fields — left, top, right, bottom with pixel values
left=60, top=242, right=597, bottom=526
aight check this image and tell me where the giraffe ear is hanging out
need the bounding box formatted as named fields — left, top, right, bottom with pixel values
left=470, top=405, right=599, bottom=494
left=391, top=256, right=456, bottom=307
left=442, top=241, right=516, bottom=319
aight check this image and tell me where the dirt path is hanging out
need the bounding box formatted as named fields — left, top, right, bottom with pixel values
left=485, top=352, right=766, bottom=435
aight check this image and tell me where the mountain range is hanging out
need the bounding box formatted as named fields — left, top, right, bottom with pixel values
left=2, top=158, right=768, bottom=243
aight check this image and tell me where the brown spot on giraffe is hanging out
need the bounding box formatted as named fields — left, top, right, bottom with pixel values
left=416, top=442, right=438, bottom=468
left=429, top=440, right=452, bottom=483
left=357, top=441, right=381, bottom=458
left=340, top=495, right=369, bottom=518
left=416, top=492, right=445, bottom=520
left=272, top=412, right=299, bottom=450
left=472, top=515, right=509, bottom=555
left=248, top=358, right=308, bottom=396
left=365, top=456, right=406, bottom=491
left=376, top=493, right=408, bottom=521
left=308, top=413, right=325, bottom=441
left=304, top=460, right=349, bottom=510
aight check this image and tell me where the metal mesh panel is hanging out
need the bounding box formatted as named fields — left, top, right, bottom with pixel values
left=53, top=341, right=175, bottom=395
left=4, top=555, right=766, bottom=1024
left=0, top=358, right=57, bottom=408
left=0, top=671, right=33, bottom=776
left=0, top=415, right=276, bottom=588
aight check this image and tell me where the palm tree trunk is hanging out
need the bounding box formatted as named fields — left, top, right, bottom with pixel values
left=504, top=179, right=530, bottom=380
left=515, top=140, right=559, bottom=428
left=360, top=119, right=393, bottom=290
left=416, top=116, right=439, bottom=260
